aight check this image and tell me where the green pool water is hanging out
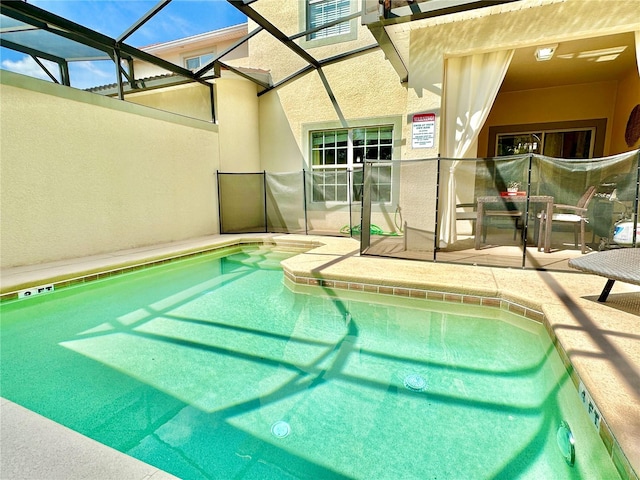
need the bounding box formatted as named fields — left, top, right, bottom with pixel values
left=0, top=246, right=620, bottom=479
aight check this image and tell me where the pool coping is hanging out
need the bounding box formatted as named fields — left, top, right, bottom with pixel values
left=1, top=233, right=638, bottom=480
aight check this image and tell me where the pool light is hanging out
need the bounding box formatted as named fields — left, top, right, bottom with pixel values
left=556, top=421, right=575, bottom=466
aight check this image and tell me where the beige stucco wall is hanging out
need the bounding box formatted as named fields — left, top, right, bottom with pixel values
left=215, top=74, right=262, bottom=172
left=611, top=66, right=640, bottom=154
left=0, top=71, right=220, bottom=268
left=478, top=81, right=619, bottom=156
left=126, top=82, right=214, bottom=122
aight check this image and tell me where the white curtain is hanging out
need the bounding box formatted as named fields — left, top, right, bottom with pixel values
left=439, top=49, right=514, bottom=247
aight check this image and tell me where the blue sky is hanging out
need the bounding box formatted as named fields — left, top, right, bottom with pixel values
left=1, top=0, right=247, bottom=88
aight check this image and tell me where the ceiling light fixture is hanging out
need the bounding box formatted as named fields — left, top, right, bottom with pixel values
left=535, top=44, right=558, bottom=61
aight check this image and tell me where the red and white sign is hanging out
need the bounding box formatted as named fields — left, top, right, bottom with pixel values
left=412, top=112, right=436, bottom=148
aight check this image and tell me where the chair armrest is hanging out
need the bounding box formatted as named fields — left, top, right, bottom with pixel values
left=553, top=204, right=587, bottom=214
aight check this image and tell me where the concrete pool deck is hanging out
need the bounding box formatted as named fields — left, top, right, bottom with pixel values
left=1, top=233, right=638, bottom=480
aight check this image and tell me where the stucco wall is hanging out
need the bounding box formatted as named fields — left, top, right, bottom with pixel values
left=478, top=81, right=619, bottom=157
left=215, top=75, right=262, bottom=172
left=611, top=67, right=640, bottom=154
left=126, top=82, right=214, bottom=122
left=0, top=71, right=220, bottom=268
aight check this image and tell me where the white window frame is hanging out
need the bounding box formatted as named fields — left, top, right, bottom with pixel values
left=184, top=52, right=215, bottom=71
left=309, top=126, right=394, bottom=205
left=300, top=0, right=357, bottom=49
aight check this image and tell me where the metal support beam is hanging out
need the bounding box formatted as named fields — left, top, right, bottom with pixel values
left=228, top=0, right=321, bottom=69
left=376, top=0, right=519, bottom=25
left=366, top=23, right=408, bottom=83
left=117, top=0, right=171, bottom=43
left=258, top=44, right=379, bottom=96
left=31, top=56, right=59, bottom=83
left=209, top=83, right=216, bottom=123
left=289, top=9, right=362, bottom=41
left=118, top=43, right=197, bottom=81
left=114, top=48, right=125, bottom=100
left=59, top=60, right=70, bottom=86
left=1, top=1, right=199, bottom=84
left=195, top=25, right=263, bottom=78
left=124, top=58, right=137, bottom=88
left=258, top=65, right=315, bottom=97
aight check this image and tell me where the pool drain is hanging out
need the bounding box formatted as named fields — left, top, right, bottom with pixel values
left=271, top=421, right=291, bottom=438
left=404, top=373, right=427, bottom=392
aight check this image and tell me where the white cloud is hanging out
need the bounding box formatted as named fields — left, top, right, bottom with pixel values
left=68, top=61, right=117, bottom=89
left=1, top=54, right=117, bottom=90
left=1, top=56, right=59, bottom=82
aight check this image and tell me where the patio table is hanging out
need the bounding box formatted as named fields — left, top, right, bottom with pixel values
left=475, top=195, right=554, bottom=252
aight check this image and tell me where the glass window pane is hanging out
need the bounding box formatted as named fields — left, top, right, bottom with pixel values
left=354, top=147, right=364, bottom=164
left=497, top=133, right=541, bottom=156
left=325, top=130, right=336, bottom=147
left=324, top=186, right=336, bottom=202
left=376, top=184, right=391, bottom=202
left=366, top=147, right=379, bottom=160
left=353, top=128, right=365, bottom=146
left=336, top=130, right=348, bottom=147
left=186, top=57, right=200, bottom=69
left=366, top=129, right=379, bottom=145
left=308, top=0, right=351, bottom=40
left=325, top=170, right=336, bottom=184
left=380, top=127, right=393, bottom=143
left=312, top=132, right=324, bottom=147
left=312, top=183, right=324, bottom=202
left=375, top=166, right=392, bottom=184
left=337, top=148, right=347, bottom=164
left=380, top=146, right=392, bottom=160
left=543, top=133, right=563, bottom=157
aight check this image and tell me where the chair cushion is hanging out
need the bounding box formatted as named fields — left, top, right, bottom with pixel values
left=552, top=213, right=583, bottom=222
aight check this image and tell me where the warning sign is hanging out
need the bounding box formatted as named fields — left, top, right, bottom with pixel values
left=412, top=113, right=436, bottom=148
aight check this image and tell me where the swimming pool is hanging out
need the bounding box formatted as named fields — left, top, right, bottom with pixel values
left=0, top=246, right=620, bottom=479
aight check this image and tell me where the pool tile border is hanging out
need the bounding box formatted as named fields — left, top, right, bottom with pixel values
left=283, top=268, right=637, bottom=480
left=0, top=240, right=302, bottom=303
left=283, top=269, right=546, bottom=322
